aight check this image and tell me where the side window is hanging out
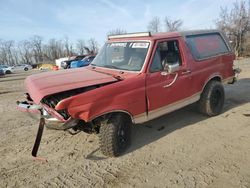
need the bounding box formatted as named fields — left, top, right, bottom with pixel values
left=150, top=50, right=162, bottom=72
left=150, top=40, right=182, bottom=73
left=186, top=33, right=229, bottom=60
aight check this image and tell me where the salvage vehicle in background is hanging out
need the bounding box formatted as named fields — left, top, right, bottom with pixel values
left=70, top=55, right=96, bottom=69
left=61, top=55, right=86, bottom=69
left=12, top=64, right=33, bottom=71
left=17, top=30, right=240, bottom=158
left=0, top=65, right=13, bottom=74
left=55, top=57, right=70, bottom=69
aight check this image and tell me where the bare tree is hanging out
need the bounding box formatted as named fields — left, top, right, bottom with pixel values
left=83, top=47, right=91, bottom=54
left=18, top=40, right=32, bottom=64
left=147, top=16, right=161, bottom=33
left=12, top=49, right=19, bottom=65
left=64, top=36, right=70, bottom=57
left=31, top=35, right=43, bottom=63
left=0, top=40, right=16, bottom=65
left=69, top=44, right=75, bottom=56
left=216, top=0, right=250, bottom=56
left=76, top=39, right=86, bottom=55
left=88, top=38, right=99, bottom=54
left=164, top=17, right=183, bottom=32
left=242, top=32, right=250, bottom=56
left=0, top=40, right=8, bottom=65
left=46, top=38, right=65, bottom=60
left=108, top=28, right=127, bottom=36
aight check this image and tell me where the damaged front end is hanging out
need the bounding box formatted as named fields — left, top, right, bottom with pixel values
left=17, top=99, right=79, bottom=130
left=17, top=94, right=79, bottom=161
left=17, top=67, right=122, bottom=160
left=17, top=84, right=108, bottom=160
left=17, top=93, right=79, bottom=129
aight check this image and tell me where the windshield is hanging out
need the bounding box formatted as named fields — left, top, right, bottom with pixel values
left=91, top=41, right=150, bottom=71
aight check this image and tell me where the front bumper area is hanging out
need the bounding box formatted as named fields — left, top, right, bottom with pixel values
left=17, top=101, right=41, bottom=114
left=17, top=100, right=79, bottom=160
left=17, top=101, right=78, bottom=130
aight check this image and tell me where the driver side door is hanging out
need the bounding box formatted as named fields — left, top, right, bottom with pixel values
left=146, top=38, right=195, bottom=120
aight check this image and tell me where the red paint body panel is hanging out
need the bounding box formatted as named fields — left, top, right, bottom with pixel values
left=57, top=73, right=146, bottom=122
left=25, top=68, right=118, bottom=104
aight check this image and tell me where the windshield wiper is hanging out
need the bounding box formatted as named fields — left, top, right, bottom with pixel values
left=91, top=68, right=124, bottom=81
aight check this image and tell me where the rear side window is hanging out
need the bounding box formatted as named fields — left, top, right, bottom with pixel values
left=186, top=33, right=229, bottom=60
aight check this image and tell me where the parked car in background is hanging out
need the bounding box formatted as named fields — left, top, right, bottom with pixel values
left=0, top=68, right=5, bottom=76
left=61, top=55, right=86, bottom=69
left=0, top=65, right=13, bottom=74
left=12, top=64, right=33, bottom=71
left=55, top=57, right=70, bottom=69
left=70, top=55, right=96, bottom=69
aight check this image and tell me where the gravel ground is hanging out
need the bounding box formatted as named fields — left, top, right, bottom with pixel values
left=0, top=61, right=250, bottom=188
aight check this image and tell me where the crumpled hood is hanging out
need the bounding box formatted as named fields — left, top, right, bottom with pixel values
left=25, top=68, right=118, bottom=104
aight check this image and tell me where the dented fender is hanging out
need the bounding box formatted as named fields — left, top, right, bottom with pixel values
left=55, top=74, right=147, bottom=122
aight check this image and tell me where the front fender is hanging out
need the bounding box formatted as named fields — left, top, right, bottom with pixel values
left=56, top=74, right=147, bottom=122
left=67, top=97, right=144, bottom=123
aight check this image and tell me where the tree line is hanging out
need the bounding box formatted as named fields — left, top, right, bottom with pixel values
left=1, top=0, right=249, bottom=66
left=0, top=36, right=99, bottom=66
left=216, top=0, right=250, bottom=57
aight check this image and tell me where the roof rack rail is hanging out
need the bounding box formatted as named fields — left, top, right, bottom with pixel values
left=108, top=32, right=151, bottom=39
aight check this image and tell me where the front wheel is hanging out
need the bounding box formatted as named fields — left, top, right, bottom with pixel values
left=98, top=114, right=131, bottom=157
left=198, top=81, right=225, bottom=116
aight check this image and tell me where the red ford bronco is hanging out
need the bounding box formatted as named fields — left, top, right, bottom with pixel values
left=18, top=30, right=239, bottom=158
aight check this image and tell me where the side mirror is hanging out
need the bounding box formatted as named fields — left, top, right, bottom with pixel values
left=164, top=63, right=180, bottom=74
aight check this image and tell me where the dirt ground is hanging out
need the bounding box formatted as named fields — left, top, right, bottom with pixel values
left=0, top=61, right=250, bottom=188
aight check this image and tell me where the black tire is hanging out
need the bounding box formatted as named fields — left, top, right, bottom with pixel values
left=6, top=70, right=11, bottom=74
left=198, top=80, right=225, bottom=116
left=24, top=67, right=28, bottom=71
left=99, top=114, right=131, bottom=157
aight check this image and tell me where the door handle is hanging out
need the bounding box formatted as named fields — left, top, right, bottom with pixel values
left=181, top=70, right=191, bottom=75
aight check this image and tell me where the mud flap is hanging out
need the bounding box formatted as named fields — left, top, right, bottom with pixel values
left=31, top=116, right=47, bottom=162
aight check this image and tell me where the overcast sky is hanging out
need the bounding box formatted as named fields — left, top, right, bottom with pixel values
left=0, top=0, right=235, bottom=45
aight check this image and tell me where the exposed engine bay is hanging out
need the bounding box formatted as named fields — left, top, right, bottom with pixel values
left=40, top=82, right=115, bottom=120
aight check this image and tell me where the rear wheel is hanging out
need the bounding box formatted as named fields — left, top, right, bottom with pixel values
left=99, top=114, right=131, bottom=157
left=24, top=67, right=28, bottom=71
left=198, top=80, right=225, bottom=116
